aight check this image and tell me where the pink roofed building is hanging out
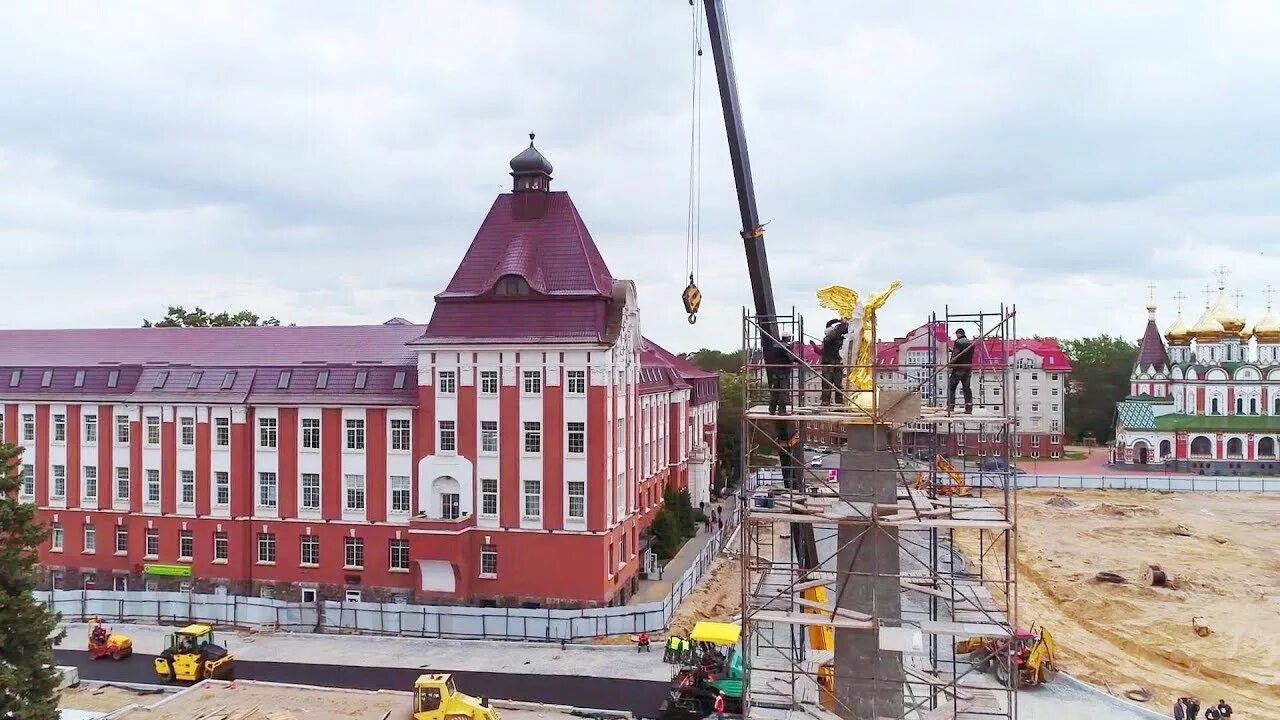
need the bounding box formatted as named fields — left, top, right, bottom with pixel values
left=1, top=137, right=718, bottom=608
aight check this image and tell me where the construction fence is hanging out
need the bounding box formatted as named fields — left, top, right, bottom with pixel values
left=39, top=504, right=740, bottom=643
left=1011, top=474, right=1280, bottom=492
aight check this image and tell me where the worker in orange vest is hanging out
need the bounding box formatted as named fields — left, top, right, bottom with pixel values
left=714, top=691, right=726, bottom=720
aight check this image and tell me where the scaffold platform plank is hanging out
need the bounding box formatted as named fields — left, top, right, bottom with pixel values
left=918, top=620, right=1011, bottom=637
left=751, top=610, right=876, bottom=630
left=744, top=404, right=1013, bottom=426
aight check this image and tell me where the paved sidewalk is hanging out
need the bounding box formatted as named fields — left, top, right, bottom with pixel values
left=57, top=622, right=670, bottom=681
left=631, top=498, right=733, bottom=604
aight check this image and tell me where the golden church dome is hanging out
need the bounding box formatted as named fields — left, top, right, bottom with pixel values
left=1254, top=309, right=1280, bottom=343
left=1189, top=307, right=1225, bottom=341
left=1208, top=290, right=1246, bottom=333
left=1164, top=314, right=1191, bottom=345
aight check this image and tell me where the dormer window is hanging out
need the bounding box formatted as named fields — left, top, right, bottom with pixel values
left=495, top=275, right=530, bottom=297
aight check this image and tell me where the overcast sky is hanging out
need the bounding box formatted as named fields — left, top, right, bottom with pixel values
left=4, top=1, right=1280, bottom=352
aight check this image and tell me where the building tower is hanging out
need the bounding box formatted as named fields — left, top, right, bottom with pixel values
left=1253, top=287, right=1280, bottom=370
left=1189, top=297, right=1226, bottom=365
left=1132, top=301, right=1170, bottom=397
left=1164, top=295, right=1192, bottom=365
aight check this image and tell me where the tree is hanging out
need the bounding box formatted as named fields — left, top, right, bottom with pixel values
left=716, top=373, right=745, bottom=489
left=682, top=348, right=743, bottom=374
left=1062, top=335, right=1138, bottom=443
left=142, top=306, right=283, bottom=328
left=0, top=443, right=65, bottom=720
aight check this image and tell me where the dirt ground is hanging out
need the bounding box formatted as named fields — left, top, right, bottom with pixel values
left=955, top=489, right=1280, bottom=718
left=59, top=685, right=168, bottom=713
left=667, top=556, right=742, bottom=638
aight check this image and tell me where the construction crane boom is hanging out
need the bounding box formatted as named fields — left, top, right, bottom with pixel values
left=701, top=0, right=819, bottom=577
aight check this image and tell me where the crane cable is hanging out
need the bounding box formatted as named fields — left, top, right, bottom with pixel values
left=681, top=0, right=705, bottom=325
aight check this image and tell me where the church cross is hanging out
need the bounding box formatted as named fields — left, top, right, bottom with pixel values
left=1232, top=290, right=1246, bottom=308
left=1173, top=291, right=1187, bottom=314
left=1265, top=285, right=1275, bottom=311
left=1146, top=282, right=1157, bottom=306
left=1213, top=265, right=1231, bottom=290
left=1201, top=284, right=1213, bottom=307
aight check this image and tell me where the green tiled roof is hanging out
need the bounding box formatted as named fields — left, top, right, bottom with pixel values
left=1125, top=394, right=1174, bottom=404
left=1151, top=414, right=1280, bottom=432
left=1115, top=401, right=1155, bottom=430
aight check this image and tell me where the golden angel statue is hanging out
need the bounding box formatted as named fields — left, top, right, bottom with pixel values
left=816, top=281, right=903, bottom=410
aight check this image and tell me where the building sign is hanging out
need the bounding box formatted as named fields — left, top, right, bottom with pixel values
left=143, top=564, right=192, bottom=578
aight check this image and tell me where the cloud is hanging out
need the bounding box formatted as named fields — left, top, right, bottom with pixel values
left=2, top=1, right=1279, bottom=351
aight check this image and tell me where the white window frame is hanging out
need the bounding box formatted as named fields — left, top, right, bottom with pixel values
left=438, top=420, right=457, bottom=453
left=82, top=466, right=98, bottom=501
left=259, top=417, right=278, bottom=449
left=84, top=414, right=98, bottom=444
left=180, top=417, right=195, bottom=446
left=301, top=535, right=320, bottom=566
left=522, top=479, right=542, bottom=520
left=345, top=419, right=366, bottom=451
left=214, top=531, right=229, bottom=562
left=344, top=474, right=366, bottom=513
left=50, top=523, right=64, bottom=551
left=566, top=370, right=586, bottom=395
left=301, top=417, right=321, bottom=451
left=114, top=526, right=128, bottom=554
left=480, top=544, right=498, bottom=578
left=567, top=480, right=586, bottom=520
left=51, top=465, right=66, bottom=499
left=301, top=473, right=321, bottom=512
left=479, top=370, right=499, bottom=395
left=52, top=413, right=67, bottom=444
left=523, top=370, right=542, bottom=395
left=437, top=370, right=457, bottom=395
left=480, top=421, right=499, bottom=454
left=480, top=478, right=499, bottom=517
left=214, top=417, right=230, bottom=447
left=83, top=524, right=96, bottom=553
left=566, top=422, right=585, bottom=455
left=523, top=421, right=542, bottom=455
left=214, top=471, right=230, bottom=507
left=145, top=416, right=161, bottom=446
left=179, top=530, right=194, bottom=560
left=441, top=492, right=461, bottom=520
left=257, top=471, right=279, bottom=510
left=389, top=475, right=412, bottom=515
left=20, top=464, right=34, bottom=499
left=257, top=532, right=276, bottom=564
left=344, top=537, right=365, bottom=569
left=22, top=413, right=35, bottom=442
left=390, top=539, right=410, bottom=571
left=180, top=470, right=196, bottom=506
left=145, top=469, right=161, bottom=505
left=390, top=419, right=412, bottom=452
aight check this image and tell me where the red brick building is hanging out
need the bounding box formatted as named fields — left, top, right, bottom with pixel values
left=3, top=138, right=718, bottom=608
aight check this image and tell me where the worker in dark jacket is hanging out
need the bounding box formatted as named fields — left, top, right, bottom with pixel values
left=819, top=319, right=849, bottom=406
left=765, top=335, right=794, bottom=415
left=947, top=328, right=975, bottom=414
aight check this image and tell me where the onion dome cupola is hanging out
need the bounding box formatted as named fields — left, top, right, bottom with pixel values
left=1189, top=306, right=1225, bottom=342
left=1255, top=308, right=1280, bottom=343
left=1208, top=286, right=1246, bottom=334
left=510, top=133, right=554, bottom=192
left=1164, top=312, right=1191, bottom=346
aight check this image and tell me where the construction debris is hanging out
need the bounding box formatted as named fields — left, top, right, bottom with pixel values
left=1143, top=564, right=1171, bottom=587
left=1044, top=494, right=1079, bottom=509
left=1094, top=571, right=1127, bottom=584
left=1192, top=617, right=1213, bottom=637
left=1171, top=524, right=1194, bottom=537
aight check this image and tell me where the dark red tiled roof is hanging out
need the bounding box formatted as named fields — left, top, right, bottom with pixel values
left=0, top=325, right=424, bottom=367
left=1136, top=316, right=1169, bottom=370
left=435, top=192, right=613, bottom=300
left=423, top=300, right=610, bottom=345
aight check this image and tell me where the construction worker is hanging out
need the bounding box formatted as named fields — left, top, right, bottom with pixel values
left=714, top=691, right=727, bottom=720
left=665, top=635, right=681, bottom=663
left=946, top=328, right=975, bottom=414
left=765, top=335, right=794, bottom=415
left=1216, top=699, right=1232, bottom=718
left=819, top=318, right=848, bottom=406
left=637, top=632, right=651, bottom=653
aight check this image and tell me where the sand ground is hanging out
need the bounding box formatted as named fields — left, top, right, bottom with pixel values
left=59, top=685, right=171, bottom=714
left=666, top=556, right=742, bottom=638
left=955, top=489, right=1280, bottom=718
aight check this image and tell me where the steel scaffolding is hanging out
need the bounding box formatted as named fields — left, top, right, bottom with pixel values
left=739, top=306, right=1019, bottom=720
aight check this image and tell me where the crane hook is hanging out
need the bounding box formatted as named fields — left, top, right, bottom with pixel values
left=682, top=274, right=702, bottom=325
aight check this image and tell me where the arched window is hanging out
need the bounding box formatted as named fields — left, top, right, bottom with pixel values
left=431, top=476, right=462, bottom=520
left=494, top=275, right=530, bottom=297
left=1159, top=439, right=1172, bottom=458
left=1237, top=397, right=1245, bottom=415
left=1226, top=437, right=1244, bottom=458
left=1250, top=398, right=1258, bottom=415
left=1258, top=437, right=1277, bottom=458
left=1211, top=397, right=1220, bottom=415
left=1190, top=436, right=1212, bottom=457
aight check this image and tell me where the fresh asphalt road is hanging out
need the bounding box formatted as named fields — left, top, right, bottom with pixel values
left=56, top=649, right=671, bottom=717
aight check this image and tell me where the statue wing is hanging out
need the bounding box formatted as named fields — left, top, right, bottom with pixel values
left=864, top=281, right=903, bottom=312
left=816, top=285, right=859, bottom=319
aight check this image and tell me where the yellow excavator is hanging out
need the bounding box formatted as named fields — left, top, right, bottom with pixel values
left=412, top=674, right=500, bottom=720
left=914, top=454, right=969, bottom=496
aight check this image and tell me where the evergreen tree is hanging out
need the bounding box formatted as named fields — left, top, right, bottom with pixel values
left=0, top=442, right=65, bottom=720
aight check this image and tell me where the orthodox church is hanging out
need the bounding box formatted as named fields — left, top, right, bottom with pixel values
left=1113, top=279, right=1280, bottom=474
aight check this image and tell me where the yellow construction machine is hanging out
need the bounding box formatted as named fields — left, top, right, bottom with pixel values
left=154, top=623, right=235, bottom=683
left=413, top=673, right=500, bottom=720
left=957, top=625, right=1058, bottom=688
left=87, top=617, right=133, bottom=661
left=914, top=455, right=969, bottom=496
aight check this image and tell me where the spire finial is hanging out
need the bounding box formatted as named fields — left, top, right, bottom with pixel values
left=1202, top=284, right=1213, bottom=307
left=1213, top=265, right=1231, bottom=290
left=1146, top=282, right=1157, bottom=307
left=1232, top=289, right=1246, bottom=308
left=1265, top=284, right=1275, bottom=311
left=1173, top=290, right=1187, bottom=315
left=529, top=132, right=536, bottom=143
